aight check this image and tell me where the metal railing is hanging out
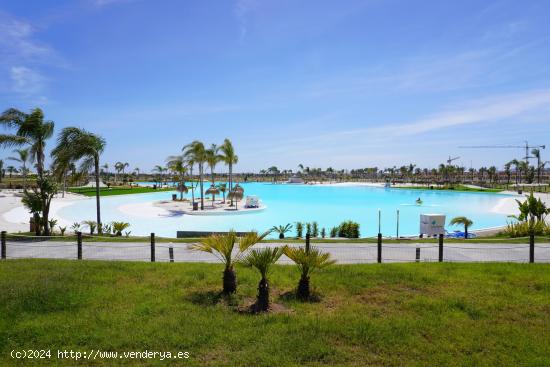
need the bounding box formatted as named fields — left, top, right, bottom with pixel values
left=1, top=231, right=548, bottom=264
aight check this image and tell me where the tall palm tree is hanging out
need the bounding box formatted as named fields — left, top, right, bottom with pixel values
left=449, top=216, right=473, bottom=239
left=0, top=159, right=3, bottom=183
left=205, top=144, right=222, bottom=185
left=510, top=159, right=521, bottom=184
left=189, top=231, right=269, bottom=294
left=242, top=247, right=284, bottom=312
left=0, top=108, right=54, bottom=180
left=183, top=141, right=207, bottom=210
left=166, top=155, right=188, bottom=200
left=283, top=246, right=335, bottom=299
left=51, top=149, right=73, bottom=198
left=152, top=165, right=165, bottom=187
left=102, top=163, right=109, bottom=182
left=6, top=166, right=17, bottom=178
left=52, top=127, right=106, bottom=233
left=8, top=148, right=30, bottom=187
left=114, top=161, right=124, bottom=183
left=219, top=138, right=238, bottom=192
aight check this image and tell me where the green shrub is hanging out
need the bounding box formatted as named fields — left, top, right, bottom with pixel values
left=337, top=220, right=360, bottom=238
left=504, top=220, right=550, bottom=237
left=296, top=222, right=303, bottom=238
left=321, top=227, right=326, bottom=238
left=312, top=221, right=319, bottom=237
left=330, top=227, right=338, bottom=238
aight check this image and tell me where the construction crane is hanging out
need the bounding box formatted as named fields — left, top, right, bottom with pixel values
left=446, top=156, right=460, bottom=165
left=458, top=141, right=545, bottom=164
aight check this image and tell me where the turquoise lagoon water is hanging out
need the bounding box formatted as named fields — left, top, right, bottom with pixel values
left=58, top=183, right=514, bottom=238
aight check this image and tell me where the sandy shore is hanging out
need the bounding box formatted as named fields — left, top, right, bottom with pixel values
left=1, top=190, right=89, bottom=233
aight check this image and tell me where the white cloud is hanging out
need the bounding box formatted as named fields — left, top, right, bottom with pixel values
left=10, top=66, right=47, bottom=95
left=234, top=0, right=258, bottom=40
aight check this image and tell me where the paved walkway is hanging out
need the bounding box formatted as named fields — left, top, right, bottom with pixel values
left=3, top=240, right=550, bottom=264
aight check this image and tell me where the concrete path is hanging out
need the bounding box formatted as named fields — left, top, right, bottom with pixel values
left=3, top=239, right=550, bottom=264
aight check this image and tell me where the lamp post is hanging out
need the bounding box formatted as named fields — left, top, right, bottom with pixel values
left=396, top=209, right=400, bottom=238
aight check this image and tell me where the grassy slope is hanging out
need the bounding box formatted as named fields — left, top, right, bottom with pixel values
left=67, top=186, right=175, bottom=197
left=1, top=260, right=549, bottom=366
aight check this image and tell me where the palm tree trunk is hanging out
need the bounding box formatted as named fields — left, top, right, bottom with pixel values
left=199, top=163, right=204, bottom=210
left=95, top=156, right=102, bottom=233
left=223, top=267, right=237, bottom=294
left=297, top=275, right=310, bottom=300
left=256, top=277, right=269, bottom=312
left=464, top=225, right=468, bottom=240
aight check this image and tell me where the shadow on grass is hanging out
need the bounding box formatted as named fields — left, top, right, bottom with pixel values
left=279, top=290, right=322, bottom=303
left=186, top=290, right=239, bottom=307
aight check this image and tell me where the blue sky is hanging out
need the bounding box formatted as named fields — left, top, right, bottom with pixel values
left=1, top=0, right=549, bottom=173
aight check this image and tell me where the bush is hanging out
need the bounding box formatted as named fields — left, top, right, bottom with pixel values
left=337, top=220, right=360, bottom=238
left=504, top=220, right=550, bottom=237
left=321, top=227, right=326, bottom=238
left=312, top=222, right=319, bottom=237
left=296, top=222, right=303, bottom=238
left=330, top=227, right=338, bottom=238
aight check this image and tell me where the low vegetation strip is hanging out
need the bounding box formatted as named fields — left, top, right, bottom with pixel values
left=0, top=260, right=548, bottom=366
left=67, top=186, right=175, bottom=197
left=393, top=184, right=503, bottom=193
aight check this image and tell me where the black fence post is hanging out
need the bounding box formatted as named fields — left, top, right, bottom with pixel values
left=1, top=231, right=6, bottom=260
left=529, top=234, right=535, bottom=263
left=77, top=232, right=82, bottom=260
left=416, top=247, right=420, bottom=262
left=305, top=233, right=310, bottom=254
left=150, top=233, right=155, bottom=262
left=377, top=233, right=382, bottom=263
left=169, top=246, right=174, bottom=263
left=438, top=234, right=444, bottom=262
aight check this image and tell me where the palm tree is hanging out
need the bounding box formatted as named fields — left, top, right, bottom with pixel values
left=183, top=141, right=207, bottom=210
left=52, top=128, right=106, bottom=233
left=242, top=247, right=284, bottom=312
left=283, top=246, right=335, bottom=299
left=102, top=163, right=109, bottom=182
left=218, top=183, right=227, bottom=203
left=0, top=108, right=54, bottom=180
left=271, top=223, right=293, bottom=239
left=8, top=148, right=30, bottom=187
left=188, top=231, right=269, bottom=294
left=219, top=138, right=238, bottom=192
left=205, top=144, right=222, bottom=185
left=449, top=216, right=473, bottom=239
left=166, top=155, right=188, bottom=200
left=6, top=165, right=17, bottom=178
left=1, top=108, right=55, bottom=233
left=152, top=165, right=166, bottom=187
left=51, top=149, right=73, bottom=198
left=114, top=161, right=124, bottom=183
left=0, top=159, right=3, bottom=183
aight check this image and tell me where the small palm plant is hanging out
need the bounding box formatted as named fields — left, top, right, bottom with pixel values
left=111, top=221, right=130, bottom=236
left=242, top=247, right=284, bottom=312
left=449, top=216, right=473, bottom=239
left=271, top=223, right=293, bottom=239
left=71, top=222, right=81, bottom=233
left=284, top=246, right=335, bottom=300
left=82, top=220, right=97, bottom=235
left=58, top=226, right=67, bottom=236
left=189, top=230, right=270, bottom=294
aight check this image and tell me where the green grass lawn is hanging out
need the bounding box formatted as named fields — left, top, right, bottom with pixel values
left=1, top=260, right=548, bottom=366
left=67, top=186, right=175, bottom=197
